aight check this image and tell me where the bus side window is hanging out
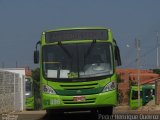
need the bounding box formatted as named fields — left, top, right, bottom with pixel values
left=115, top=46, right=121, bottom=66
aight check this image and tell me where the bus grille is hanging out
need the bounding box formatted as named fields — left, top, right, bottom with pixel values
left=63, top=98, right=96, bottom=104
left=56, top=82, right=101, bottom=96
left=60, top=83, right=98, bottom=90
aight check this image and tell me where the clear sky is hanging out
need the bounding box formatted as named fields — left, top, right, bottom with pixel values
left=0, top=0, right=160, bottom=69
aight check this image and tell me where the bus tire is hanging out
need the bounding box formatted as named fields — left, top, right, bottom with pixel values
left=98, top=106, right=113, bottom=115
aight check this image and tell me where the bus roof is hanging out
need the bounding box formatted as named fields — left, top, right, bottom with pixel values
left=44, top=27, right=111, bottom=33
left=42, top=27, right=113, bottom=43
left=131, top=86, right=142, bottom=90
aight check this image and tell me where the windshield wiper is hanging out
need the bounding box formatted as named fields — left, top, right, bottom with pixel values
left=57, top=42, right=73, bottom=78
left=84, top=40, right=96, bottom=58
left=84, top=40, right=96, bottom=65
left=58, top=42, right=72, bottom=59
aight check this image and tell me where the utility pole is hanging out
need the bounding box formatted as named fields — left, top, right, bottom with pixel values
left=135, top=39, right=141, bottom=108
left=157, top=32, right=159, bottom=69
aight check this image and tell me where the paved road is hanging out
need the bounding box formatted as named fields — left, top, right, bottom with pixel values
left=18, top=111, right=45, bottom=120
left=41, top=111, right=100, bottom=120
left=1, top=110, right=160, bottom=120
left=0, top=111, right=99, bottom=120
left=0, top=111, right=45, bottom=120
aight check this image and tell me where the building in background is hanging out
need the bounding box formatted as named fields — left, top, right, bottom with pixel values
left=116, top=68, right=160, bottom=105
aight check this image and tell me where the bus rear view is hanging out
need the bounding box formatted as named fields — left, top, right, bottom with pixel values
left=34, top=27, right=121, bottom=116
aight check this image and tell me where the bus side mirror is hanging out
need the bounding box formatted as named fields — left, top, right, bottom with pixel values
left=34, top=41, right=40, bottom=64
left=34, top=50, right=39, bottom=64
left=115, top=46, right=122, bottom=66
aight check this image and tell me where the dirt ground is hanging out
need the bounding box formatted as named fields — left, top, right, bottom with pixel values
left=114, top=100, right=160, bottom=114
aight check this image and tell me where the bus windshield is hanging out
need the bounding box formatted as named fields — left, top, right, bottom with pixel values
left=25, top=78, right=32, bottom=92
left=131, top=90, right=142, bottom=100
left=42, top=42, right=113, bottom=80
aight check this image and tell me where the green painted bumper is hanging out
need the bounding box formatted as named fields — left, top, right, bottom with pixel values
left=42, top=90, right=117, bottom=109
left=26, top=97, right=34, bottom=110
left=130, top=99, right=142, bottom=110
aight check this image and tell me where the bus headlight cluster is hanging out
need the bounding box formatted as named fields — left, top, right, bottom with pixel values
left=102, top=81, right=116, bottom=92
left=25, top=92, right=31, bottom=96
left=42, top=85, right=56, bottom=95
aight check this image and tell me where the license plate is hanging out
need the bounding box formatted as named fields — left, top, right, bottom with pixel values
left=73, top=96, right=85, bottom=102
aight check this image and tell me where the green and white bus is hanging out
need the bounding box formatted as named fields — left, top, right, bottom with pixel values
left=130, top=84, right=155, bottom=109
left=25, top=76, right=34, bottom=110
left=34, top=27, right=121, bottom=115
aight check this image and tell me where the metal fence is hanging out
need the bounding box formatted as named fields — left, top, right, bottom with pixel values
left=0, top=70, right=25, bottom=114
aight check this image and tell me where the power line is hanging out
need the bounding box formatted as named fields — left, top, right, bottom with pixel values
left=156, top=32, right=159, bottom=68
left=124, top=44, right=159, bottom=68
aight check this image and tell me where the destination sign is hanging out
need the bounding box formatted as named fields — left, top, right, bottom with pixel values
left=45, top=29, right=108, bottom=43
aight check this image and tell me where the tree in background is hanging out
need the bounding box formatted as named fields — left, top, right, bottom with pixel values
left=32, top=67, right=40, bottom=81
left=32, top=67, right=41, bottom=110
left=152, top=69, right=160, bottom=74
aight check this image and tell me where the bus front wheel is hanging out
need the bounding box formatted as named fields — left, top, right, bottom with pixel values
left=98, top=106, right=113, bottom=115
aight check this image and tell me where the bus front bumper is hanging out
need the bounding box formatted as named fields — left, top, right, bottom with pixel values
left=42, top=90, right=117, bottom=109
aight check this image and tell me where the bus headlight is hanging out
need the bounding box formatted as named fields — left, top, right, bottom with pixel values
left=102, top=81, right=116, bottom=92
left=42, top=85, right=57, bottom=95
left=25, top=92, right=31, bottom=96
